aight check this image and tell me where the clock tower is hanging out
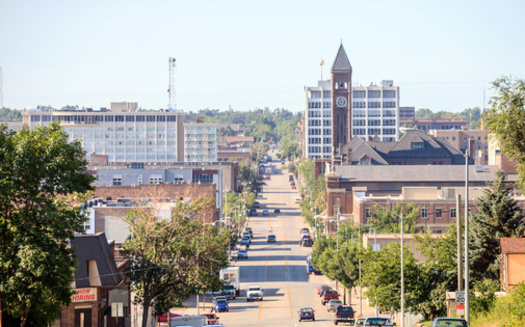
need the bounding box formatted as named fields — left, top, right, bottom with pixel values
left=330, top=43, right=352, bottom=162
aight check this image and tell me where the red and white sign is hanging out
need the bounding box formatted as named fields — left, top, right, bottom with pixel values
left=456, top=304, right=465, bottom=316
left=72, top=288, right=97, bottom=302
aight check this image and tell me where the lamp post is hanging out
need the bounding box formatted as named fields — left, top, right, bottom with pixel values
left=359, top=198, right=404, bottom=327
left=465, top=149, right=470, bottom=323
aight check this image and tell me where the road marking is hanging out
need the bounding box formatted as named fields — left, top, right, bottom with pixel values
left=283, top=214, right=294, bottom=319
left=258, top=215, right=271, bottom=321
left=289, top=288, right=294, bottom=318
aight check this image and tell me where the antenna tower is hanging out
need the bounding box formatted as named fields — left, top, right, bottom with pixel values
left=168, top=57, right=176, bottom=110
left=0, top=66, right=4, bottom=108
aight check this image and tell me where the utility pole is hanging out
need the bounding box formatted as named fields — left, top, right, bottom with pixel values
left=456, top=194, right=463, bottom=291
left=464, top=150, right=470, bottom=323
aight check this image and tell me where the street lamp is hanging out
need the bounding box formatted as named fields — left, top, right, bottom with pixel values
left=359, top=198, right=404, bottom=327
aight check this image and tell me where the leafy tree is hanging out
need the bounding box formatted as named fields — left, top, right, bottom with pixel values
left=368, top=202, right=420, bottom=233
left=484, top=77, right=525, bottom=189
left=469, top=170, right=525, bottom=282
left=360, top=243, right=421, bottom=314
left=122, top=199, right=230, bottom=327
left=0, top=108, right=22, bottom=122
left=0, top=122, right=95, bottom=326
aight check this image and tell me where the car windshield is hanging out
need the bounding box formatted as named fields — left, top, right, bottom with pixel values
left=331, top=300, right=342, bottom=304
left=223, top=285, right=234, bottom=290
left=249, top=287, right=260, bottom=291
left=215, top=299, right=227, bottom=304
left=433, top=319, right=467, bottom=327
left=366, top=318, right=390, bottom=325
left=337, top=307, right=354, bottom=314
left=300, top=307, right=313, bottom=313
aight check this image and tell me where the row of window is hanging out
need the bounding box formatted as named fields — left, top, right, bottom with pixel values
left=308, top=128, right=331, bottom=136
left=366, top=208, right=459, bottom=219
left=308, top=146, right=331, bottom=154
left=352, top=119, right=397, bottom=126
left=30, top=114, right=178, bottom=123
left=352, top=110, right=396, bottom=117
left=352, top=128, right=396, bottom=135
left=98, top=154, right=178, bottom=161
left=308, top=102, right=331, bottom=109
left=90, top=147, right=177, bottom=153
left=353, top=90, right=397, bottom=98
left=63, top=126, right=177, bottom=132
left=308, top=137, right=331, bottom=144
left=308, top=120, right=332, bottom=127
left=84, top=141, right=177, bottom=146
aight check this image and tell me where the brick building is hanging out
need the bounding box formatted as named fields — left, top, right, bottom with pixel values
left=500, top=238, right=525, bottom=290
left=429, top=129, right=489, bottom=165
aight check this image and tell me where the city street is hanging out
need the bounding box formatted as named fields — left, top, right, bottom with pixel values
left=175, top=159, right=378, bottom=326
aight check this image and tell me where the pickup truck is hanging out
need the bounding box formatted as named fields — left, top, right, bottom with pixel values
left=364, top=316, right=396, bottom=326
left=334, top=306, right=355, bottom=325
left=246, top=286, right=263, bottom=302
left=321, top=290, right=339, bottom=305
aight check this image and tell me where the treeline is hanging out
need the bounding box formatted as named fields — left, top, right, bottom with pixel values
left=0, top=108, right=22, bottom=121
left=415, top=107, right=482, bottom=129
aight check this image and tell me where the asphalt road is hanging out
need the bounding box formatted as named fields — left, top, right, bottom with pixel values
left=215, top=160, right=346, bottom=327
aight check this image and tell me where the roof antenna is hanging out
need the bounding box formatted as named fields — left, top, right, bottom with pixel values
left=319, top=58, right=325, bottom=81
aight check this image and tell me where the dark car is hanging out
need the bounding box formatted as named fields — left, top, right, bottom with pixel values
left=267, top=234, right=276, bottom=243
left=274, top=208, right=281, bottom=213
left=252, top=202, right=260, bottom=209
left=334, top=306, right=355, bottom=325
left=430, top=318, right=468, bottom=327
left=214, top=299, right=229, bottom=312
left=317, top=284, right=332, bottom=295
left=262, top=210, right=269, bottom=216
left=298, top=307, right=315, bottom=322
left=249, top=209, right=258, bottom=216
left=301, top=238, right=313, bottom=247
left=240, top=236, right=250, bottom=246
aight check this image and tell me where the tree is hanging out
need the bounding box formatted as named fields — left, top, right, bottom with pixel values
left=0, top=122, right=95, bottom=327
left=368, top=202, right=420, bottom=233
left=122, top=198, right=230, bottom=327
left=469, top=170, right=525, bottom=282
left=483, top=77, right=525, bottom=189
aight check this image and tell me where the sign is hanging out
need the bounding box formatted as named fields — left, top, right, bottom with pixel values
left=456, top=304, right=465, bottom=316
left=455, top=291, right=465, bottom=304
left=72, top=288, right=97, bottom=302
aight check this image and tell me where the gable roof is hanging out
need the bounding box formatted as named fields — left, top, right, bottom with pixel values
left=501, top=238, right=525, bottom=254
left=331, top=44, right=352, bottom=71
left=71, top=233, right=122, bottom=288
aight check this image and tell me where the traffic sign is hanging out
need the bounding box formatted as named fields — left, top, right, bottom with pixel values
left=455, top=291, right=465, bottom=304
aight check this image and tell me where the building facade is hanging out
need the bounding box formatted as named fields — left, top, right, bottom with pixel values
left=303, top=45, right=400, bottom=160
left=184, top=122, right=218, bottom=162
left=429, top=129, right=489, bottom=165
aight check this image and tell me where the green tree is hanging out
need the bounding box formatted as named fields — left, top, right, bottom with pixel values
left=122, top=199, right=230, bottom=327
left=484, top=77, right=525, bottom=189
left=469, top=170, right=525, bottom=282
left=368, top=202, right=420, bottom=233
left=0, top=122, right=95, bottom=327
left=360, top=243, right=421, bottom=314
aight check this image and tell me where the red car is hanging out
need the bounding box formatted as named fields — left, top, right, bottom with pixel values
left=321, top=290, right=339, bottom=305
left=201, top=313, right=220, bottom=325
left=317, top=284, right=332, bottom=295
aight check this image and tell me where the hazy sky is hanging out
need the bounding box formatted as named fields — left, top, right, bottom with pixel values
left=1, top=0, right=524, bottom=113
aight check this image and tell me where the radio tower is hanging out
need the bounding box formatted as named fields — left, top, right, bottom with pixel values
left=0, top=66, right=4, bottom=108
left=168, top=57, right=176, bottom=110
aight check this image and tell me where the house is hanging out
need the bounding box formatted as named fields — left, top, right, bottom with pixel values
left=500, top=238, right=525, bottom=290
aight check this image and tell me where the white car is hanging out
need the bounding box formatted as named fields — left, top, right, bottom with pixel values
left=246, top=286, right=263, bottom=301
left=327, top=299, right=343, bottom=312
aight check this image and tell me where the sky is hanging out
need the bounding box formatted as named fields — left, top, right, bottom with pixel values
left=1, top=0, right=524, bottom=113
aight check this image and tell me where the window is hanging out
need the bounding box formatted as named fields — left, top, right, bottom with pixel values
left=353, top=102, right=366, bottom=108
left=112, top=177, right=122, bottom=186
left=149, top=176, right=163, bottom=184
left=450, top=208, right=456, bottom=219
left=167, top=115, right=177, bottom=122
left=115, top=115, right=124, bottom=122
left=365, top=208, right=372, bottom=219
left=368, top=90, right=381, bottom=98
left=126, top=115, right=134, bottom=122
left=353, top=90, right=366, bottom=98
left=411, top=142, right=424, bottom=149
left=156, top=115, right=166, bottom=122
left=105, top=115, right=114, bottom=122
left=422, top=207, right=428, bottom=218
left=436, top=209, right=442, bottom=218
left=368, top=102, right=381, bottom=108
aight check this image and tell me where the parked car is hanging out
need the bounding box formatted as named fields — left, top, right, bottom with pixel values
left=237, top=249, right=248, bottom=259
left=274, top=208, right=281, bottom=213
left=213, top=295, right=228, bottom=303
left=301, top=236, right=313, bottom=247
left=429, top=318, right=468, bottom=327
left=244, top=227, right=253, bottom=236
left=249, top=209, right=258, bottom=216
left=300, top=227, right=310, bottom=235
left=246, top=286, right=263, bottom=301
left=267, top=234, right=276, bottom=243
left=240, top=236, right=250, bottom=246
left=214, top=299, right=229, bottom=312
left=262, top=210, right=269, bottom=216
left=292, top=185, right=297, bottom=190
left=201, top=312, right=220, bottom=325
left=334, top=306, right=355, bottom=325
left=243, top=231, right=252, bottom=239
left=327, top=299, right=343, bottom=312
left=321, top=290, right=339, bottom=305
left=252, top=202, right=260, bottom=209
left=298, top=307, right=315, bottom=322
left=355, top=318, right=366, bottom=326
left=317, top=284, right=332, bottom=295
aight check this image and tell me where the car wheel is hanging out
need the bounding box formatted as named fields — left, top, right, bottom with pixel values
left=334, top=321, right=338, bottom=325
left=313, top=318, right=315, bottom=321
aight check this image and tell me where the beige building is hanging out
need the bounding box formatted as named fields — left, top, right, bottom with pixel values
left=429, top=129, right=489, bottom=165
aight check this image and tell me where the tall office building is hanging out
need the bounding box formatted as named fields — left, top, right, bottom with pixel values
left=304, top=44, right=400, bottom=160
left=22, top=108, right=217, bottom=163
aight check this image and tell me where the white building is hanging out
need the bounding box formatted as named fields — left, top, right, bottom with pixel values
left=22, top=108, right=218, bottom=163
left=184, top=122, right=218, bottom=162
left=304, top=79, right=400, bottom=160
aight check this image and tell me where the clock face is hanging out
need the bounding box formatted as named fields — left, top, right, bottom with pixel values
left=336, top=96, right=347, bottom=108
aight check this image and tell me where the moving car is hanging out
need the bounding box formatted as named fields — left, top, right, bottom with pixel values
left=298, top=307, right=315, bottom=322
left=355, top=318, right=366, bottom=326
left=334, top=306, right=355, bottom=325
left=300, top=227, right=310, bottom=234
left=364, top=317, right=394, bottom=326
left=246, top=286, right=263, bottom=301
left=243, top=231, right=252, bottom=239
left=327, top=299, right=343, bottom=312
left=274, top=208, right=281, bottom=213
left=222, top=283, right=236, bottom=300
left=292, top=185, right=296, bottom=189
left=201, top=312, right=220, bottom=325
left=262, top=210, right=269, bottom=216
left=430, top=318, right=468, bottom=327
left=267, top=234, right=276, bottom=243
left=245, top=227, right=253, bottom=236
left=237, top=249, right=248, bottom=259
left=214, top=299, right=229, bottom=312
left=300, top=235, right=313, bottom=247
